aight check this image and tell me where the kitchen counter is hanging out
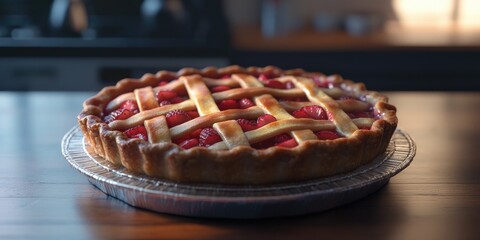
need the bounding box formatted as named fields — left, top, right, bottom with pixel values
left=1, top=91, right=479, bottom=240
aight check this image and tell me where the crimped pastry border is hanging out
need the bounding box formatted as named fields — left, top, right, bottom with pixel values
left=78, top=65, right=397, bottom=185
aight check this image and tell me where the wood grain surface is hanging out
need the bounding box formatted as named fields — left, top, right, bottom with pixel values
left=1, top=92, right=479, bottom=240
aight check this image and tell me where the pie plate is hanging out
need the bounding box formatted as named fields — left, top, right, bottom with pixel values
left=61, top=126, right=415, bottom=219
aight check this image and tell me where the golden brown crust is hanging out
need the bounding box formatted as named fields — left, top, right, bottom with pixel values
left=78, top=65, right=398, bottom=185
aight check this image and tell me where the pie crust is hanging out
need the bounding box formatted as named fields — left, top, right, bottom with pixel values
left=78, top=65, right=397, bottom=185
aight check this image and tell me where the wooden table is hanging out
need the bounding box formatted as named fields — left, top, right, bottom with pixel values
left=1, top=91, right=479, bottom=240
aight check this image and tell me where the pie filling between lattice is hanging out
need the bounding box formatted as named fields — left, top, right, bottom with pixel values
left=78, top=66, right=397, bottom=184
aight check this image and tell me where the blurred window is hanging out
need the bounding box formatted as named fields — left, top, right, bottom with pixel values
left=394, top=0, right=480, bottom=30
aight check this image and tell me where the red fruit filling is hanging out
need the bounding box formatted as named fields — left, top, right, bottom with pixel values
left=170, top=96, right=186, bottom=104
left=327, top=111, right=335, bottom=121
left=211, top=85, right=231, bottom=92
left=159, top=100, right=171, bottom=106
left=258, top=73, right=271, bottom=82
left=301, top=105, right=328, bottom=120
left=274, top=133, right=291, bottom=143
left=316, top=131, right=340, bottom=140
left=220, top=74, right=231, bottom=79
left=199, top=127, right=222, bottom=147
left=103, top=108, right=135, bottom=123
left=165, top=109, right=192, bottom=127
left=218, top=99, right=240, bottom=110
left=190, top=128, right=202, bottom=138
left=239, top=98, right=255, bottom=109
left=103, top=100, right=140, bottom=123
left=252, top=138, right=275, bottom=149
left=120, top=100, right=139, bottom=113
left=156, top=90, right=177, bottom=102
left=285, top=81, right=295, bottom=89
left=264, top=80, right=286, bottom=89
left=273, top=134, right=298, bottom=148
left=124, top=126, right=147, bottom=140
left=236, top=119, right=257, bottom=132
left=311, top=76, right=337, bottom=88
left=292, top=109, right=310, bottom=118
left=173, top=133, right=193, bottom=145
left=186, top=110, right=200, bottom=119
left=257, top=114, right=277, bottom=128
left=312, top=76, right=328, bottom=88
left=179, top=138, right=199, bottom=149
left=108, top=73, right=378, bottom=150
left=276, top=138, right=298, bottom=148
left=167, top=87, right=186, bottom=97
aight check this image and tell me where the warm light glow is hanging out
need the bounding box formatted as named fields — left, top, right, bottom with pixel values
left=393, top=0, right=480, bottom=30
left=394, top=0, right=454, bottom=29
left=458, top=0, right=480, bottom=29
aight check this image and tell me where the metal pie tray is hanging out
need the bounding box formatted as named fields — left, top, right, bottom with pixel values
left=62, top=126, right=415, bottom=219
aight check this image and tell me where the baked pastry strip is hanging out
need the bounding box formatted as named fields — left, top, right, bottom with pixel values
left=282, top=76, right=358, bottom=137
left=106, top=77, right=343, bottom=112
left=145, top=116, right=171, bottom=144
left=182, top=75, right=249, bottom=149
left=134, top=86, right=159, bottom=112
left=233, top=74, right=318, bottom=143
left=210, top=118, right=375, bottom=149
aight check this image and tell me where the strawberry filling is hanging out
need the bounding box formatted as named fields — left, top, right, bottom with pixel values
left=158, top=81, right=169, bottom=86
left=104, top=108, right=136, bottom=123
left=165, top=109, right=192, bottom=127
left=174, top=97, right=188, bottom=104
left=316, top=130, right=340, bottom=140
left=156, top=90, right=177, bottom=102
left=258, top=73, right=271, bottom=82
left=218, top=99, right=240, bottom=110
left=292, top=109, right=310, bottom=118
left=190, top=128, right=202, bottom=138
left=311, top=76, right=338, bottom=88
left=124, top=125, right=147, bottom=141
left=120, top=100, right=139, bottom=113
left=103, top=99, right=140, bottom=123
left=236, top=119, right=257, bottom=132
left=257, top=114, right=277, bottom=128
left=276, top=138, right=298, bottom=148
left=155, top=86, right=188, bottom=105
left=199, top=127, right=222, bottom=147
left=220, top=74, right=231, bottom=79
left=252, top=138, right=276, bottom=149
left=157, top=75, right=178, bottom=87
left=104, top=75, right=377, bottom=149
left=293, top=105, right=328, bottom=120
left=239, top=98, right=255, bottom=109
left=274, top=134, right=292, bottom=144
left=211, top=85, right=231, bottom=92
left=264, top=80, right=286, bottom=89
left=161, top=100, right=174, bottom=106
left=179, top=138, right=199, bottom=149
left=186, top=110, right=200, bottom=119
left=285, top=81, right=295, bottom=89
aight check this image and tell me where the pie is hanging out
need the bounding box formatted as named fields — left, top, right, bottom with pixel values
left=78, top=65, right=397, bottom=184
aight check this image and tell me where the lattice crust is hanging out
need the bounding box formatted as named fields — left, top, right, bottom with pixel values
left=105, top=74, right=376, bottom=149
left=78, top=66, right=398, bottom=184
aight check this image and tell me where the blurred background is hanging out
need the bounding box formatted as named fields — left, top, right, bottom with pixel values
left=0, top=0, right=479, bottom=91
